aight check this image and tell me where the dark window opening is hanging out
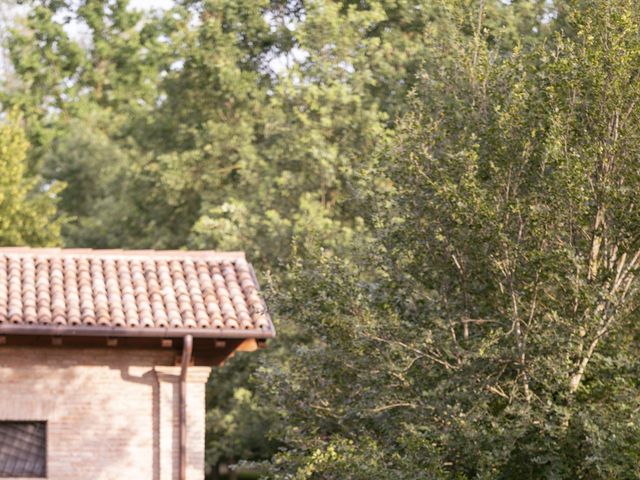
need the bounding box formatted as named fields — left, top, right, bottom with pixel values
left=0, top=421, right=46, bottom=478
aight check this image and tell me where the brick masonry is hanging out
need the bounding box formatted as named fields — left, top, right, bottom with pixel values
left=0, top=347, right=211, bottom=480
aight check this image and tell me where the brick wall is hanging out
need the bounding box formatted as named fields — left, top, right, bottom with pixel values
left=0, top=347, right=211, bottom=480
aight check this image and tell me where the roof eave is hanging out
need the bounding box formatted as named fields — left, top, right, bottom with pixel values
left=248, top=263, right=277, bottom=338
left=0, top=324, right=276, bottom=340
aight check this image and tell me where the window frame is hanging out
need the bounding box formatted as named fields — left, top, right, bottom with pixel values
left=0, top=420, right=47, bottom=479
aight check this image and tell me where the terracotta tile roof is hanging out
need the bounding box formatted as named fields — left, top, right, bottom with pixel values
left=0, top=248, right=274, bottom=339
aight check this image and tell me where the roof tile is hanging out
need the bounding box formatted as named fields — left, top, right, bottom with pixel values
left=0, top=248, right=273, bottom=337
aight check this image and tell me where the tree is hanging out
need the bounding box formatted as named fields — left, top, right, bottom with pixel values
left=0, top=110, right=62, bottom=245
left=1, top=0, right=556, bottom=254
left=132, top=0, right=558, bottom=474
left=2, top=0, right=171, bottom=244
left=0, top=0, right=566, bottom=475
left=263, top=0, right=640, bottom=477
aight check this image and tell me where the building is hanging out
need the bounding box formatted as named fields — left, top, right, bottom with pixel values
left=0, top=248, right=275, bottom=480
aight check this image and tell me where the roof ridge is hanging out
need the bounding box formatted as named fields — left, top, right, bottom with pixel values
left=0, top=248, right=246, bottom=261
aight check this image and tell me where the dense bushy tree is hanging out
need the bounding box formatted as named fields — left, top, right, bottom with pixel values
left=130, top=0, right=553, bottom=260
left=3, top=0, right=554, bottom=253
left=0, top=110, right=62, bottom=245
left=263, top=0, right=640, bottom=477
left=2, top=0, right=170, bottom=243
left=0, top=0, right=585, bottom=477
left=189, top=1, right=553, bottom=474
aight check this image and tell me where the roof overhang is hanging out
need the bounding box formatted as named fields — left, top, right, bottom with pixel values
left=0, top=325, right=270, bottom=367
left=0, top=324, right=275, bottom=339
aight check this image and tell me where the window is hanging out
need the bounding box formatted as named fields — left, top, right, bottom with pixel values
left=0, top=422, right=46, bottom=478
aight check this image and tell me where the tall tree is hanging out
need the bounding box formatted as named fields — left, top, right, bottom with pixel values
left=2, top=0, right=171, bottom=243
left=264, top=0, right=640, bottom=477
left=0, top=0, right=563, bottom=474
left=0, top=110, right=62, bottom=245
left=140, top=0, right=557, bottom=474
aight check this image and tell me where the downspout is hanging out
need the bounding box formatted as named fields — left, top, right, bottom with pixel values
left=179, top=334, right=193, bottom=480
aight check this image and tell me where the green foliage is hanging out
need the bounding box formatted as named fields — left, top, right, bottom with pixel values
left=0, top=109, right=62, bottom=245
left=3, top=0, right=170, bottom=242
left=261, top=0, right=640, bottom=477
left=42, top=109, right=139, bottom=245
left=205, top=352, right=281, bottom=473
left=9, top=0, right=640, bottom=478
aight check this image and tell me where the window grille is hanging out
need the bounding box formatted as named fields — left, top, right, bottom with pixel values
left=0, top=422, right=46, bottom=478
